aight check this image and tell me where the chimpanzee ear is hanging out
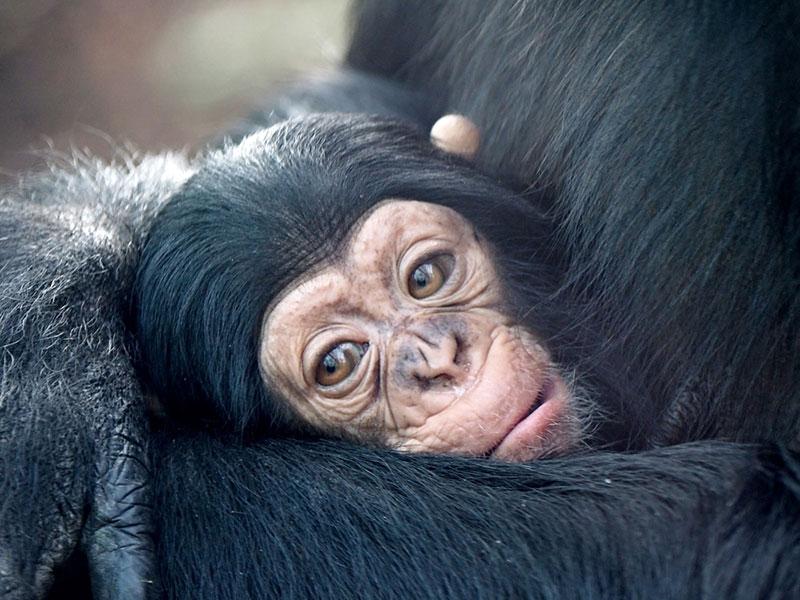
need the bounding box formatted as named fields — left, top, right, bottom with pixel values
left=430, top=114, right=480, bottom=160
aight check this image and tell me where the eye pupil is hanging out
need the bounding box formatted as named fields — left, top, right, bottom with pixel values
left=323, top=355, right=337, bottom=374
left=413, top=268, right=430, bottom=288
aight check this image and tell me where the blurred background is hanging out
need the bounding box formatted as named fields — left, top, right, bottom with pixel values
left=0, top=0, right=349, bottom=175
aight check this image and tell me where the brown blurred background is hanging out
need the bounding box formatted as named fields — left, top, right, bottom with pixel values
left=0, top=0, right=349, bottom=176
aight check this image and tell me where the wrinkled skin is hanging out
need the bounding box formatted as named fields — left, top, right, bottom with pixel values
left=261, top=200, right=578, bottom=461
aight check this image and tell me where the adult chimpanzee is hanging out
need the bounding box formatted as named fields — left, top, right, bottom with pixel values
left=1, top=1, right=800, bottom=599
left=3, top=118, right=800, bottom=600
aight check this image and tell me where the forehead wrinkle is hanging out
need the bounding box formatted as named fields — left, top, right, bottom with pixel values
left=266, top=270, right=347, bottom=340
left=343, top=200, right=406, bottom=270
left=344, top=199, right=468, bottom=271
left=265, top=206, right=405, bottom=339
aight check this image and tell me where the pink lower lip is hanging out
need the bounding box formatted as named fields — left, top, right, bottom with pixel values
left=491, top=377, right=567, bottom=460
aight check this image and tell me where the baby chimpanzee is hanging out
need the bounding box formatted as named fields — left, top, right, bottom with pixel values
left=134, top=114, right=612, bottom=461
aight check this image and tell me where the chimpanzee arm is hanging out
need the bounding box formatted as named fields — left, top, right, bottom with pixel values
left=0, top=154, right=193, bottom=599
left=153, top=435, right=800, bottom=599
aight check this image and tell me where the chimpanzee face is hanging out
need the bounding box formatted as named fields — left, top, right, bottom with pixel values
left=260, top=199, right=579, bottom=461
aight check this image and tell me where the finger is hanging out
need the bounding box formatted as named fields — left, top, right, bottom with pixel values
left=84, top=419, right=156, bottom=600
left=430, top=114, right=480, bottom=159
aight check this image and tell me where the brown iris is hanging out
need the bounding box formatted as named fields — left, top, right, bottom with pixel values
left=315, top=342, right=368, bottom=387
left=408, top=259, right=448, bottom=299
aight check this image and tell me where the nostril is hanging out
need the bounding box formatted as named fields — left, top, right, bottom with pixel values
left=402, top=324, right=468, bottom=386
left=415, top=373, right=452, bottom=391
left=453, top=333, right=465, bottom=367
left=414, top=373, right=431, bottom=391
left=431, top=374, right=453, bottom=389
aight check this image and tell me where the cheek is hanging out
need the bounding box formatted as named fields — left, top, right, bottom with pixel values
left=308, top=396, right=370, bottom=424
left=388, top=399, right=511, bottom=454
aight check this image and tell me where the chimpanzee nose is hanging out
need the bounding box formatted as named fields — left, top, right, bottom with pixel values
left=390, top=316, right=468, bottom=389
left=412, top=333, right=463, bottom=383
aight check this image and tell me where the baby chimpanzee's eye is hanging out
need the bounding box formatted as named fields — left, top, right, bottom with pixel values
left=408, top=255, right=453, bottom=299
left=315, top=342, right=368, bottom=387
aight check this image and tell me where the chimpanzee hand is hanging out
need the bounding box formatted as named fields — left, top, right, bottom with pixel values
left=0, top=366, right=154, bottom=600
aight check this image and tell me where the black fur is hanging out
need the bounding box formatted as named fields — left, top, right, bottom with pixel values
left=0, top=153, right=190, bottom=599
left=2, top=1, right=800, bottom=598
left=154, top=436, right=800, bottom=600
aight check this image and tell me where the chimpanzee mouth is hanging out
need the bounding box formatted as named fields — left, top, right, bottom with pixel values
left=485, top=375, right=556, bottom=457
left=528, top=376, right=554, bottom=416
